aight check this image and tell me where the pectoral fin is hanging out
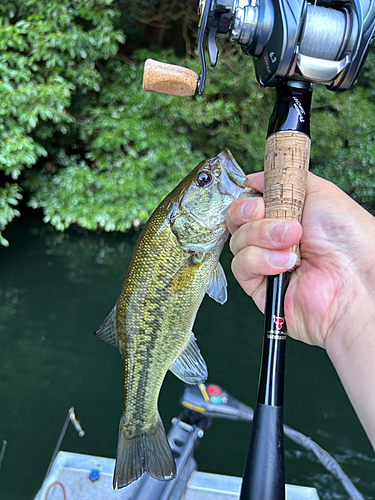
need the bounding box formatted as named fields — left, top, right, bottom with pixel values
left=206, top=262, right=227, bottom=305
left=170, top=333, right=208, bottom=384
left=94, top=305, right=118, bottom=348
left=168, top=253, right=202, bottom=292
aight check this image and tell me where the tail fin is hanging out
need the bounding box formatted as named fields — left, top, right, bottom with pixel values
left=113, top=414, right=176, bottom=489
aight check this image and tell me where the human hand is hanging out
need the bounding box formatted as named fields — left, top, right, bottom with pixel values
left=227, top=171, right=375, bottom=351
left=227, top=172, right=375, bottom=447
left=227, top=173, right=375, bottom=449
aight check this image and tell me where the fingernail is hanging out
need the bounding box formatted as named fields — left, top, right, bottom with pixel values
left=271, top=220, right=290, bottom=243
left=269, top=250, right=297, bottom=269
left=240, top=198, right=261, bottom=220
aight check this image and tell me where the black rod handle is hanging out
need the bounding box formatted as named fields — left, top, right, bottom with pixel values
left=240, top=273, right=289, bottom=500
left=240, top=403, right=285, bottom=500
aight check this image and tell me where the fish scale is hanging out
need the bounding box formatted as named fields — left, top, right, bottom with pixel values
left=94, top=149, right=256, bottom=489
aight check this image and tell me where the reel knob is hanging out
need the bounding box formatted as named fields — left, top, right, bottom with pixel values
left=142, top=59, right=198, bottom=97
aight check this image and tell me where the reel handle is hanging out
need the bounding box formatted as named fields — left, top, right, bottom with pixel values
left=142, top=59, right=198, bottom=97
left=264, top=131, right=311, bottom=267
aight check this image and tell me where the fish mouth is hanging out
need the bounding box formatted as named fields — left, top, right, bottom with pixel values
left=217, top=149, right=250, bottom=196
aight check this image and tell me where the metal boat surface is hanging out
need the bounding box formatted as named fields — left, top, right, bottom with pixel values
left=35, top=450, right=320, bottom=500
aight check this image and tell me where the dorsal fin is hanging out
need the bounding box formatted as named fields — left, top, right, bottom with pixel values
left=169, top=332, right=208, bottom=384
left=94, top=305, right=118, bottom=348
left=206, top=262, right=227, bottom=304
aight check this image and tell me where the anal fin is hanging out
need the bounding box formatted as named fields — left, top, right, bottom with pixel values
left=170, top=333, right=208, bottom=384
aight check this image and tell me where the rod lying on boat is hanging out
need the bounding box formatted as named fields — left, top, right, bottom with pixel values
left=43, top=407, right=85, bottom=483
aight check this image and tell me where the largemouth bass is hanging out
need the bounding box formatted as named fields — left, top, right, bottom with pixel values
left=95, top=149, right=255, bottom=489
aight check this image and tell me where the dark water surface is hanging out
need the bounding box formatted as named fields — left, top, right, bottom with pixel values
left=0, top=214, right=374, bottom=500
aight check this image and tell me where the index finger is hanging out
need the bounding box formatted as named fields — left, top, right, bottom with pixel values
left=226, top=172, right=265, bottom=234
left=245, top=171, right=264, bottom=193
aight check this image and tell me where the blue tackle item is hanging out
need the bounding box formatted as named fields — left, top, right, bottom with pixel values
left=89, top=469, right=100, bottom=482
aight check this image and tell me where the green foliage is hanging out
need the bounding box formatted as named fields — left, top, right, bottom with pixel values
left=26, top=53, right=203, bottom=231
left=1, top=0, right=375, bottom=243
left=171, top=42, right=274, bottom=168
left=311, top=84, right=375, bottom=207
left=0, top=184, right=22, bottom=246
left=0, top=0, right=124, bottom=243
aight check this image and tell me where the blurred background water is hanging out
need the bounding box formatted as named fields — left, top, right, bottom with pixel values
left=0, top=212, right=374, bottom=500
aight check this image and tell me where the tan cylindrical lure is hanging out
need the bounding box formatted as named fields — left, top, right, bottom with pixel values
left=143, top=59, right=198, bottom=97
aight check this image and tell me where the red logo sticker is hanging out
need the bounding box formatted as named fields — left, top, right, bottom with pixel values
left=273, top=315, right=285, bottom=331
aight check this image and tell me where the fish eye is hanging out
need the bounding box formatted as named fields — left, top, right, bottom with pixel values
left=196, top=170, right=213, bottom=188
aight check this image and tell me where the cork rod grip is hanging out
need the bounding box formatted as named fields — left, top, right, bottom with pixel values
left=143, top=59, right=198, bottom=97
left=264, top=131, right=311, bottom=268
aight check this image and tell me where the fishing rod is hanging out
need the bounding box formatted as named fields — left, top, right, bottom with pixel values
left=240, top=79, right=312, bottom=499
left=143, top=0, right=375, bottom=498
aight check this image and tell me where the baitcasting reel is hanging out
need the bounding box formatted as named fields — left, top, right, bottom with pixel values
left=198, top=0, right=375, bottom=93
left=197, top=0, right=375, bottom=92
left=143, top=0, right=375, bottom=96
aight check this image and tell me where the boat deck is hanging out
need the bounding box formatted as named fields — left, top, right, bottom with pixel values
left=35, top=451, right=319, bottom=500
